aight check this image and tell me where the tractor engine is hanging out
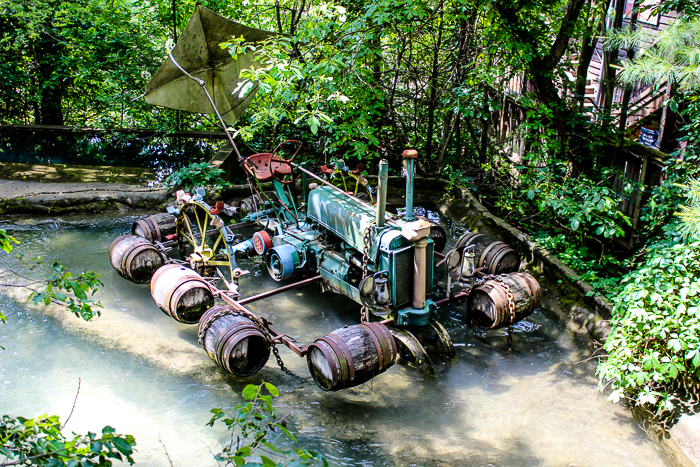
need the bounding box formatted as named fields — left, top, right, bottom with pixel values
left=261, top=157, right=438, bottom=328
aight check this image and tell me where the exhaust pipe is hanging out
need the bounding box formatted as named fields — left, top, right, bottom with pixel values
left=376, top=159, right=388, bottom=228
left=402, top=149, right=417, bottom=221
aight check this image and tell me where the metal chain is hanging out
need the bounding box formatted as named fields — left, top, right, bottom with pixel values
left=198, top=307, right=299, bottom=377
left=359, top=220, right=376, bottom=323
left=479, top=274, right=516, bottom=351
left=361, top=220, right=376, bottom=278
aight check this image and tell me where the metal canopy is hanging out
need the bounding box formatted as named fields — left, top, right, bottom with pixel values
left=145, top=4, right=274, bottom=125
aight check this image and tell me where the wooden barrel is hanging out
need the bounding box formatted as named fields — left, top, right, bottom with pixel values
left=109, top=235, right=165, bottom=284
left=307, top=322, right=397, bottom=391
left=132, top=213, right=177, bottom=242
left=456, top=232, right=519, bottom=274
left=466, top=272, right=541, bottom=329
left=198, top=305, right=270, bottom=377
left=150, top=264, right=214, bottom=324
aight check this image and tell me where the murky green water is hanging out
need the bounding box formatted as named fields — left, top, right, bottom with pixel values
left=0, top=211, right=668, bottom=466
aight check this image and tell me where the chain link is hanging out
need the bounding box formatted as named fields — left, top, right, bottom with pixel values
left=359, top=220, right=376, bottom=323
left=479, top=274, right=516, bottom=350
left=198, top=307, right=299, bottom=377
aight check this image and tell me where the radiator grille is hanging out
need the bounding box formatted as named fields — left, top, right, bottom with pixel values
left=390, top=241, right=435, bottom=307
left=392, top=246, right=414, bottom=307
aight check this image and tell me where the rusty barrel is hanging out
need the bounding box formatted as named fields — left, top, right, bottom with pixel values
left=307, top=322, right=396, bottom=391
left=198, top=305, right=270, bottom=377
left=109, top=235, right=165, bottom=284
left=456, top=232, right=519, bottom=274
left=132, top=213, right=177, bottom=242
left=467, top=272, right=541, bottom=329
left=150, top=264, right=214, bottom=324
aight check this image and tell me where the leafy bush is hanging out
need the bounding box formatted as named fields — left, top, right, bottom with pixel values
left=164, top=162, right=227, bottom=192
left=209, top=383, right=327, bottom=467
left=597, top=231, right=700, bottom=421
left=0, top=415, right=135, bottom=466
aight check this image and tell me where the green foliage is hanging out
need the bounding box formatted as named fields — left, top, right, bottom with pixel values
left=675, top=179, right=700, bottom=240
left=0, top=414, right=136, bottom=466
left=0, top=229, right=19, bottom=254
left=0, top=0, right=167, bottom=127
left=609, top=18, right=700, bottom=93
left=531, top=232, right=626, bottom=293
left=164, top=162, right=227, bottom=192
left=597, top=230, right=700, bottom=421
left=443, top=165, right=476, bottom=200
left=208, top=383, right=327, bottom=467
left=525, top=167, right=632, bottom=240
left=28, top=261, right=104, bottom=321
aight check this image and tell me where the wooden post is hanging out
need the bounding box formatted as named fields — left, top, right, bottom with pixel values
left=656, top=82, right=674, bottom=150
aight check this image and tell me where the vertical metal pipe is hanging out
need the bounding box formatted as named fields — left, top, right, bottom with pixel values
left=405, top=158, right=415, bottom=221
left=376, top=159, right=388, bottom=228
left=402, top=149, right=418, bottom=221
left=413, top=236, right=428, bottom=309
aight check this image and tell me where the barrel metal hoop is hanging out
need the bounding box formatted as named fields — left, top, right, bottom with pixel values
left=360, top=323, right=385, bottom=371
left=123, top=242, right=156, bottom=283
left=220, top=326, right=267, bottom=374
left=479, top=241, right=503, bottom=270
left=367, top=322, right=395, bottom=366
left=456, top=232, right=481, bottom=249
left=490, top=245, right=511, bottom=273
left=164, top=275, right=204, bottom=317
left=313, top=339, right=340, bottom=388
left=216, top=322, right=259, bottom=367
left=490, top=283, right=509, bottom=328
left=198, top=306, right=242, bottom=347
left=322, top=334, right=354, bottom=383
left=148, top=217, right=161, bottom=242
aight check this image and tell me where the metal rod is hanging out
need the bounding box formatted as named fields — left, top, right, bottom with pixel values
left=167, top=49, right=244, bottom=163
left=434, top=290, right=470, bottom=307
left=217, top=292, right=308, bottom=356
left=376, top=159, right=388, bottom=228
left=238, top=275, right=323, bottom=305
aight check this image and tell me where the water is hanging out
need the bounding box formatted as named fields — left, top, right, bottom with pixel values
left=0, top=211, right=668, bottom=466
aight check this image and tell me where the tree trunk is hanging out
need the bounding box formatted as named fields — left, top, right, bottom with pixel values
left=35, top=34, right=64, bottom=126
left=424, top=13, right=444, bottom=163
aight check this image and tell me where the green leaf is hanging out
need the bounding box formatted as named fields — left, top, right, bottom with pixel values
left=308, top=116, right=320, bottom=135
left=242, top=384, right=259, bottom=400
left=570, top=219, right=580, bottom=231
left=264, top=382, right=279, bottom=397
left=527, top=189, right=535, bottom=200
left=112, top=436, right=133, bottom=456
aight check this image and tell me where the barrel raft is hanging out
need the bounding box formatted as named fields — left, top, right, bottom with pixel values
left=456, top=232, right=519, bottom=275
left=150, top=264, right=214, bottom=324
left=132, top=213, right=177, bottom=243
left=467, top=272, right=541, bottom=329
left=198, top=305, right=271, bottom=377
left=307, top=322, right=397, bottom=391
left=109, top=235, right=165, bottom=284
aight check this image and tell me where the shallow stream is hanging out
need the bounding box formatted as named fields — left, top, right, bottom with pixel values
left=0, top=210, right=669, bottom=466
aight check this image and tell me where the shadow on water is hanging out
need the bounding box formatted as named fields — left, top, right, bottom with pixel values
left=0, top=209, right=668, bottom=467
